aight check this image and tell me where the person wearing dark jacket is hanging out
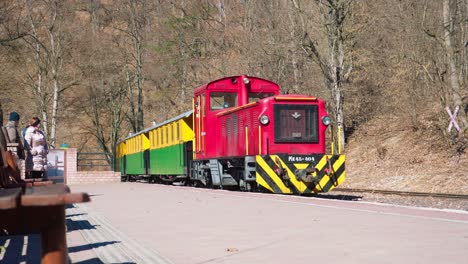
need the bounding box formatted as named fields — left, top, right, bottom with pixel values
left=2, top=111, right=25, bottom=177
left=3, top=112, right=25, bottom=158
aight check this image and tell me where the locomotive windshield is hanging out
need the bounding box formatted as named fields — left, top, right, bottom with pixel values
left=210, top=92, right=237, bottom=110
left=248, top=92, right=275, bottom=103
left=274, top=104, right=318, bottom=143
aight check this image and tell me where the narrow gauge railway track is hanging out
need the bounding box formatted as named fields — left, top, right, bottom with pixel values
left=333, top=188, right=468, bottom=200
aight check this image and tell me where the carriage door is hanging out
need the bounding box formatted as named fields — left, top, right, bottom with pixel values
left=143, top=132, right=150, bottom=175
left=185, top=142, right=193, bottom=177
left=195, top=94, right=206, bottom=158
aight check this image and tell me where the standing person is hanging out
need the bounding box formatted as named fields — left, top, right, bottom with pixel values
left=24, top=117, right=49, bottom=179
left=2, top=112, right=25, bottom=176
left=22, top=124, right=30, bottom=178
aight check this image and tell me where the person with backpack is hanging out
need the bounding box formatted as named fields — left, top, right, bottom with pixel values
left=2, top=112, right=25, bottom=179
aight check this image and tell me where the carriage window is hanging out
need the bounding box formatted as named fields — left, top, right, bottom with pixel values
left=155, top=131, right=159, bottom=147
left=169, top=124, right=173, bottom=144
left=157, top=129, right=160, bottom=147
left=210, top=92, right=237, bottom=110
left=248, top=93, right=275, bottom=103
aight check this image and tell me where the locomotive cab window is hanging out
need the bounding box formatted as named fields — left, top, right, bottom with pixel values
left=248, top=93, right=275, bottom=103
left=210, top=92, right=237, bottom=110
left=274, top=104, right=319, bottom=143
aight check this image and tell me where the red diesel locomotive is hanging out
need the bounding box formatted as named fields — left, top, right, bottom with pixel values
left=190, top=75, right=345, bottom=194
left=116, top=75, right=345, bottom=194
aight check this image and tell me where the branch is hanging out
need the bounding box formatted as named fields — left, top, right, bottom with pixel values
left=58, top=80, right=80, bottom=93
left=301, top=32, right=331, bottom=81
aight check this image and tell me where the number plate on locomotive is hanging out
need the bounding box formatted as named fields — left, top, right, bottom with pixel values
left=287, top=155, right=316, bottom=162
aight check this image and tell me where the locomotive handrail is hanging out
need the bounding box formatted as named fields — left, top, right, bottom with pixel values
left=274, top=96, right=317, bottom=101
left=216, top=102, right=259, bottom=117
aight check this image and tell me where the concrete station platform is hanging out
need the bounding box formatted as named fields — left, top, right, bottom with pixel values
left=2, top=182, right=468, bottom=263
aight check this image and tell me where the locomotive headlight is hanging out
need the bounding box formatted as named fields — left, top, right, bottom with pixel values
left=322, top=116, right=331, bottom=126
left=259, top=115, right=269, bottom=125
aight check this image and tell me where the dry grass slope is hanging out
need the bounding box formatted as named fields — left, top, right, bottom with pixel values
left=344, top=114, right=468, bottom=194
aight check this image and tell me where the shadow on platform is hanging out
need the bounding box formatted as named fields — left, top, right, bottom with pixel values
left=66, top=218, right=99, bottom=232
left=0, top=234, right=41, bottom=263
left=313, top=193, right=363, bottom=201
left=69, top=241, right=120, bottom=253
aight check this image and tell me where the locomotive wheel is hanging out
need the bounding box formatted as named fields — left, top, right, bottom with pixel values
left=257, top=184, right=271, bottom=193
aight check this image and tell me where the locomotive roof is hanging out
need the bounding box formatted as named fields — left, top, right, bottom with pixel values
left=194, top=75, right=279, bottom=94
left=123, top=110, right=193, bottom=141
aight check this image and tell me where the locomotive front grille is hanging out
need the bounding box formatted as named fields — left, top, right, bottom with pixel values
left=273, top=104, right=318, bottom=143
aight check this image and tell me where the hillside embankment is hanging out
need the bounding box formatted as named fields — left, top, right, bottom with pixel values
left=343, top=115, right=468, bottom=195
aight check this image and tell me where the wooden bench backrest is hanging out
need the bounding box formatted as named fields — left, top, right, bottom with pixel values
left=0, top=187, right=21, bottom=209
left=0, top=129, right=20, bottom=188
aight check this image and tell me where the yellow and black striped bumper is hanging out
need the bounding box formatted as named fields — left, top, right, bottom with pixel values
left=255, top=154, right=345, bottom=194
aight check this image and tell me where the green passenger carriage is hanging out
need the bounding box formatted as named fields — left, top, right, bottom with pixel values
left=115, top=142, right=126, bottom=175
left=117, top=111, right=194, bottom=183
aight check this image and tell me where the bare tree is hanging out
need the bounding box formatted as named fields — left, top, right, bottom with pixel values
left=110, top=0, right=152, bottom=132
left=0, top=1, right=28, bottom=45
left=77, top=0, right=127, bottom=164
left=443, top=0, right=468, bottom=135
left=21, top=0, right=76, bottom=148
left=302, top=0, right=353, bottom=152
left=85, top=80, right=126, bottom=165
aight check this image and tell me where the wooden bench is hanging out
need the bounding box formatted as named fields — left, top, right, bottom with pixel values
left=0, top=183, right=90, bottom=264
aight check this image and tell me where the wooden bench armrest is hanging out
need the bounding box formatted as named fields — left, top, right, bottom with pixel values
left=4, top=180, right=54, bottom=189
left=0, top=188, right=21, bottom=209
left=21, top=184, right=90, bottom=206
left=1, top=184, right=90, bottom=264
left=23, top=178, right=48, bottom=183
left=26, top=180, right=54, bottom=186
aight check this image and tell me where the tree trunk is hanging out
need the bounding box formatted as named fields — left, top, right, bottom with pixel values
left=443, top=0, right=468, bottom=133
left=49, top=20, right=60, bottom=149
left=318, top=0, right=350, bottom=153
left=287, top=0, right=302, bottom=94
left=0, top=102, right=3, bottom=127
left=125, top=0, right=146, bottom=132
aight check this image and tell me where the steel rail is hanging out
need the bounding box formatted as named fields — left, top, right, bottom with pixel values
left=333, top=187, right=468, bottom=200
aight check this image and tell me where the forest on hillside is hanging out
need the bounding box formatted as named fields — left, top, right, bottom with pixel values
left=0, top=0, right=467, bottom=164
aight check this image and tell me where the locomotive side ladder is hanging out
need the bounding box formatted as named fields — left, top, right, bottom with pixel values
left=208, top=159, right=222, bottom=188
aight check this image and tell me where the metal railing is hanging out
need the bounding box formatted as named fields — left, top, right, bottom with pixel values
left=77, top=152, right=114, bottom=171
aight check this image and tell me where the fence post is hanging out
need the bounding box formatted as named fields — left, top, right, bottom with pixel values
left=65, top=148, right=78, bottom=184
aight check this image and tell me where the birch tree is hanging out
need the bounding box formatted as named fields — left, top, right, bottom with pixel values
left=22, top=0, right=76, bottom=148
left=302, top=0, right=353, bottom=152
left=286, top=0, right=305, bottom=94
left=443, top=0, right=468, bottom=137
left=112, top=0, right=151, bottom=132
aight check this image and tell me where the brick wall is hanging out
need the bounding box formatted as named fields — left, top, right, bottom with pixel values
left=65, top=148, right=121, bottom=185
